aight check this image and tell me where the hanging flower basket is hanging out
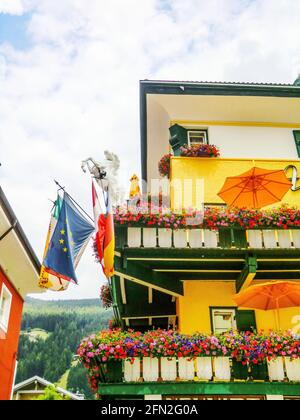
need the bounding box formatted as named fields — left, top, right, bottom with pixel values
left=100, top=283, right=112, bottom=309
left=158, top=153, right=172, bottom=178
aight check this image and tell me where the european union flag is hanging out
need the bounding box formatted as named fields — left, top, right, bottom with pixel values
left=44, top=193, right=94, bottom=284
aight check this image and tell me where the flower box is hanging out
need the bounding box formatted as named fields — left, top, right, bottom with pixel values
left=203, top=230, right=218, bottom=248
left=268, top=358, right=285, bottom=382
left=161, top=358, right=177, bottom=381
left=250, top=362, right=269, bottom=381
left=124, top=359, right=140, bottom=383
left=285, top=358, right=300, bottom=382
left=115, top=207, right=300, bottom=233
left=293, top=231, right=300, bottom=248
left=158, top=229, right=172, bottom=248
left=127, top=228, right=141, bottom=248
left=247, top=230, right=263, bottom=249
left=180, top=144, right=220, bottom=158
left=195, top=152, right=212, bottom=157
left=189, top=229, right=203, bottom=248
left=143, top=358, right=159, bottom=382
left=178, top=358, right=195, bottom=381
left=232, top=361, right=249, bottom=381
left=219, top=229, right=247, bottom=249
left=173, top=230, right=187, bottom=248
left=196, top=357, right=213, bottom=381
left=143, top=228, right=157, bottom=248
left=103, top=361, right=123, bottom=383
left=214, top=357, right=231, bottom=381
left=78, top=329, right=300, bottom=392
left=263, top=230, right=277, bottom=249
left=278, top=230, right=292, bottom=248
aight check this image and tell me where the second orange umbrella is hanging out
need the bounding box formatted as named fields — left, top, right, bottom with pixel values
left=218, top=167, right=292, bottom=209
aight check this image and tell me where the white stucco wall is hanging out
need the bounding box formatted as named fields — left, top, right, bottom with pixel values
left=146, top=94, right=300, bottom=182
left=208, top=126, right=298, bottom=159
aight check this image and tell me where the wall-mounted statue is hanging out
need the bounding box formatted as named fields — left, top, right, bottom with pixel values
left=81, top=151, right=121, bottom=206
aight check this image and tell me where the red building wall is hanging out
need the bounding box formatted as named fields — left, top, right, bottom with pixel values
left=0, top=268, right=24, bottom=400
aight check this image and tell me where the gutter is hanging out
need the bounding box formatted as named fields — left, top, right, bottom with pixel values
left=0, top=187, right=41, bottom=274
left=0, top=220, right=17, bottom=242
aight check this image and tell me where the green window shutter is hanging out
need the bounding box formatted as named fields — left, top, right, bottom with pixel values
left=294, top=131, right=300, bottom=158
left=169, top=124, right=188, bottom=156
left=236, top=310, right=257, bottom=332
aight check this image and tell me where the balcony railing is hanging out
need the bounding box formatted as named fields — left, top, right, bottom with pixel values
left=99, top=356, right=300, bottom=384
left=115, top=226, right=300, bottom=250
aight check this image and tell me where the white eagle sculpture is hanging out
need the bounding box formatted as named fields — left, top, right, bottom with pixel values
left=81, top=151, right=121, bottom=206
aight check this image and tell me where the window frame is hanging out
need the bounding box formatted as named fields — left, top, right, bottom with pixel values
left=187, top=129, right=209, bottom=147
left=293, top=130, right=300, bottom=158
left=210, top=307, right=237, bottom=334
left=0, top=284, right=13, bottom=333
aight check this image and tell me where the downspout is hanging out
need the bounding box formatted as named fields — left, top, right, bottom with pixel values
left=0, top=220, right=18, bottom=242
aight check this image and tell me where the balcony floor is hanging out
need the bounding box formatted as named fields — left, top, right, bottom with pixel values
left=99, top=381, right=300, bottom=397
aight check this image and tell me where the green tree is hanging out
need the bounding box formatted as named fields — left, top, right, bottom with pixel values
left=17, top=299, right=112, bottom=395
left=35, top=386, right=70, bottom=401
left=67, top=364, right=94, bottom=400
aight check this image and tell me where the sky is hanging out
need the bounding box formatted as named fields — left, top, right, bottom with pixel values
left=0, top=0, right=300, bottom=300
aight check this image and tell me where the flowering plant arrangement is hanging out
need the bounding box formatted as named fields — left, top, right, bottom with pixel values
left=100, top=283, right=112, bottom=309
left=115, top=205, right=300, bottom=231
left=158, top=145, right=220, bottom=178
left=180, top=144, right=220, bottom=158
left=78, top=329, right=300, bottom=392
left=158, top=154, right=172, bottom=178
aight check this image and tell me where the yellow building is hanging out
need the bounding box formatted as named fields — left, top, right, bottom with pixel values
left=107, top=80, right=300, bottom=400
left=13, top=376, right=84, bottom=400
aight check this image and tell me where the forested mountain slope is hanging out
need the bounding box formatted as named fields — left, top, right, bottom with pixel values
left=17, top=298, right=112, bottom=400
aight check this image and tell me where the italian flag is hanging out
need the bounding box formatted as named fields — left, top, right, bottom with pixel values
left=92, top=181, right=115, bottom=279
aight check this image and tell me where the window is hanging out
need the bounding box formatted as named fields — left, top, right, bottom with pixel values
left=188, top=130, right=208, bottom=146
left=211, top=309, right=237, bottom=334
left=294, top=131, right=300, bottom=158
left=0, top=284, right=12, bottom=333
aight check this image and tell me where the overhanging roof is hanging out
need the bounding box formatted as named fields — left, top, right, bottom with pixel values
left=140, top=79, right=300, bottom=182
left=13, top=376, right=84, bottom=400
left=0, top=187, right=42, bottom=296
left=0, top=187, right=40, bottom=273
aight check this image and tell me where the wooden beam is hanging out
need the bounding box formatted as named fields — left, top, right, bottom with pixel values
left=118, top=303, right=176, bottom=318
left=115, top=257, right=184, bottom=297
left=236, top=256, right=257, bottom=293
left=148, top=288, right=153, bottom=304
left=120, top=277, right=127, bottom=305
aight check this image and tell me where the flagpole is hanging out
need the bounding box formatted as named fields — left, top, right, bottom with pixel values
left=54, top=180, right=94, bottom=223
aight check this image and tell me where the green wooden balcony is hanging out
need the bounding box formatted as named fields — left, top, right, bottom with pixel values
left=115, top=225, right=300, bottom=250
left=98, top=356, right=300, bottom=385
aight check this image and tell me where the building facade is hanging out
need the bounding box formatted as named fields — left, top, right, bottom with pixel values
left=13, top=376, right=85, bottom=400
left=0, top=187, right=42, bottom=400
left=102, top=79, right=300, bottom=400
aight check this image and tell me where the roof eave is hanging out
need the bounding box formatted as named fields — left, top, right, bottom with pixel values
left=139, top=80, right=300, bottom=183
left=0, top=187, right=41, bottom=274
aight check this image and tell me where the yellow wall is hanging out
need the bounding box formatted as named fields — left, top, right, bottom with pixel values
left=171, top=157, right=300, bottom=210
left=13, top=393, right=39, bottom=400
left=178, top=281, right=300, bottom=335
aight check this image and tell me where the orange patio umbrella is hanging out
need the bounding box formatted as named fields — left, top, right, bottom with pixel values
left=234, top=281, right=300, bottom=330
left=218, top=167, right=292, bottom=209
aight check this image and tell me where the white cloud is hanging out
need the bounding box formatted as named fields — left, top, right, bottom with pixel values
left=0, top=0, right=300, bottom=300
left=0, top=0, right=24, bottom=15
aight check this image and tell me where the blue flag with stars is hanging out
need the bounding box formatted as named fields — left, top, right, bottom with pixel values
left=44, top=192, right=94, bottom=284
